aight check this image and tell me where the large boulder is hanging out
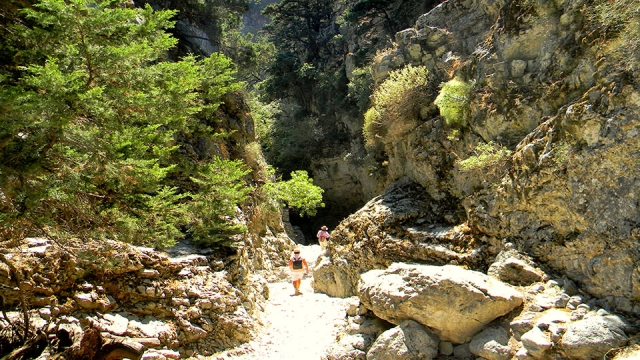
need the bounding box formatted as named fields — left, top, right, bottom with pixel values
left=366, top=320, right=439, bottom=360
left=313, top=256, right=360, bottom=298
left=561, top=315, right=629, bottom=359
left=358, top=263, right=523, bottom=343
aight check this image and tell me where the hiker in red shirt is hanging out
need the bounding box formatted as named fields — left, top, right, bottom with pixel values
left=288, top=248, right=309, bottom=296
left=317, top=225, right=330, bottom=249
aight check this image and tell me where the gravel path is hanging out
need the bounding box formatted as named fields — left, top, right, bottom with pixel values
left=211, top=245, right=351, bottom=360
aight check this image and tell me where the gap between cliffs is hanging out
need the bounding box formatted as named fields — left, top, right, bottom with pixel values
left=210, top=244, right=352, bottom=360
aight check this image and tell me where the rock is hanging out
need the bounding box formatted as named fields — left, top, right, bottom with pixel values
left=323, top=346, right=366, bottom=360
left=102, top=313, right=129, bottom=336
left=366, top=320, right=438, bottom=360
left=439, top=341, right=454, bottom=355
left=554, top=293, right=571, bottom=308
left=129, top=319, right=173, bottom=340
left=561, top=316, right=629, bottom=359
left=358, top=263, right=523, bottom=343
left=510, top=312, right=537, bottom=340
left=346, top=297, right=360, bottom=317
left=313, top=256, right=360, bottom=298
left=155, top=349, right=181, bottom=359
left=73, top=292, right=98, bottom=310
left=39, top=307, right=52, bottom=320
left=453, top=343, right=473, bottom=359
left=520, top=327, right=553, bottom=359
left=141, top=351, right=167, bottom=360
left=511, top=60, right=527, bottom=78
left=323, top=333, right=375, bottom=359
left=345, top=315, right=391, bottom=337
left=469, top=327, right=512, bottom=360
left=488, top=250, right=545, bottom=286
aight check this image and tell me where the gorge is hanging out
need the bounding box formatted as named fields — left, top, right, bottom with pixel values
left=1, top=0, right=640, bottom=359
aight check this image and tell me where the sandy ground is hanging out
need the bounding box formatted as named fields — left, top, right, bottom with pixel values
left=209, top=245, right=351, bottom=360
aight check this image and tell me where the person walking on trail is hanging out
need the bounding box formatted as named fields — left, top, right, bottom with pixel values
left=288, top=248, right=309, bottom=296
left=317, top=225, right=330, bottom=249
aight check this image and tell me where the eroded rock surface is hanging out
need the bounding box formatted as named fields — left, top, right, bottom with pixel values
left=313, top=178, right=485, bottom=297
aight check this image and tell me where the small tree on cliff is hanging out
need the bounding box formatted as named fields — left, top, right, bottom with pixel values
left=0, top=0, right=246, bottom=248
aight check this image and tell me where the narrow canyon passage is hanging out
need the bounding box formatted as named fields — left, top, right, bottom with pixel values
left=212, top=245, right=352, bottom=360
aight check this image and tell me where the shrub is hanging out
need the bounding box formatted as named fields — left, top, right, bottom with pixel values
left=363, top=64, right=429, bottom=144
left=363, top=107, right=382, bottom=147
left=434, top=77, right=473, bottom=127
left=458, top=141, right=512, bottom=170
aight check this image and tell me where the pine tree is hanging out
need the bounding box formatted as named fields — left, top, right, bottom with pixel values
left=0, top=0, right=245, bottom=248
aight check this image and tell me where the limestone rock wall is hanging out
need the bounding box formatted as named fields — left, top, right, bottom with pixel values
left=331, top=0, right=640, bottom=315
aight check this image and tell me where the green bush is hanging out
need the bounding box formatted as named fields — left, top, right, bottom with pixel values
left=363, top=64, right=429, bottom=144
left=458, top=141, right=511, bottom=170
left=363, top=107, right=382, bottom=147
left=434, top=77, right=473, bottom=127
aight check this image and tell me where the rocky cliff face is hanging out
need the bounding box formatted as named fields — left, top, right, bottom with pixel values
left=322, top=0, right=640, bottom=314
left=315, top=0, right=640, bottom=358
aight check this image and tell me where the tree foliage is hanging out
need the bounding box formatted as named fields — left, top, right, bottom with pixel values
left=264, top=170, right=325, bottom=217
left=0, top=0, right=247, bottom=249
left=262, top=0, right=336, bottom=63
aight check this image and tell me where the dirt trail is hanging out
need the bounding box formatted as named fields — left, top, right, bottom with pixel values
left=211, top=245, right=351, bottom=360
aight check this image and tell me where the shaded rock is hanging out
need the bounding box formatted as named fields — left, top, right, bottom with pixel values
left=469, top=326, right=512, bottom=360
left=439, top=340, right=454, bottom=355
left=366, top=320, right=438, bottom=360
left=453, top=343, right=473, bottom=359
left=561, top=316, right=629, bottom=359
left=345, top=315, right=392, bottom=337
left=358, top=263, right=523, bottom=343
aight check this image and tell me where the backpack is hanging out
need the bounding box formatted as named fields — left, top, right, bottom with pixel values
left=292, top=257, right=303, bottom=270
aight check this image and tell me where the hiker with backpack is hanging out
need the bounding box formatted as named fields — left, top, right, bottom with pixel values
left=288, top=248, right=309, bottom=296
left=317, top=225, right=330, bottom=250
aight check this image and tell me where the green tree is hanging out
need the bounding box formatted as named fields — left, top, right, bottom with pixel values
left=264, top=170, right=325, bottom=217
left=188, top=159, right=252, bottom=248
left=0, top=0, right=244, bottom=248
left=262, top=0, right=336, bottom=63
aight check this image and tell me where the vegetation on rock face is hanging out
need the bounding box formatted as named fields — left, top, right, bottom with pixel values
left=586, top=0, right=640, bottom=68
left=434, top=77, right=473, bottom=128
left=0, top=0, right=244, bottom=249
left=363, top=65, right=429, bottom=146
left=458, top=142, right=512, bottom=171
